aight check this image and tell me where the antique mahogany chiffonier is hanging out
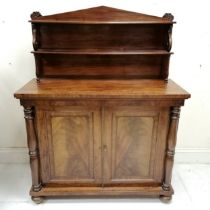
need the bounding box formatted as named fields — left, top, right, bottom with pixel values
left=14, top=6, right=190, bottom=203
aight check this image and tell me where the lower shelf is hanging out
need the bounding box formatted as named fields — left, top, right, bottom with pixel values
left=30, top=185, right=174, bottom=197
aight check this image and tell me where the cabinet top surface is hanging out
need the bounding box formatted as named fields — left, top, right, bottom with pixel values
left=14, top=79, right=190, bottom=100
left=30, top=6, right=174, bottom=24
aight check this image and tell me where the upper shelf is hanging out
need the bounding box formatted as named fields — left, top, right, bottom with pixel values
left=32, top=49, right=173, bottom=55
left=30, top=6, right=175, bottom=24
left=30, top=6, right=174, bottom=80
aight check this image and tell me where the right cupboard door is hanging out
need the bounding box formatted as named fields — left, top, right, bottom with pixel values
left=103, top=105, right=169, bottom=186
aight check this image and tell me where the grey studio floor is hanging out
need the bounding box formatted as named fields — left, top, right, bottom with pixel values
left=0, top=163, right=209, bottom=210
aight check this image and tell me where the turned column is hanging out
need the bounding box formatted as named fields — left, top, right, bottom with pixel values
left=24, top=107, right=42, bottom=192
left=162, top=106, right=180, bottom=192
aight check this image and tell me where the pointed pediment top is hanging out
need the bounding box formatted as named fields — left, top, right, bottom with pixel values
left=30, top=6, right=174, bottom=24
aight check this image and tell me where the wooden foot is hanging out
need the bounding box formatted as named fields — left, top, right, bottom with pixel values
left=31, top=196, right=44, bottom=204
left=159, top=195, right=172, bottom=203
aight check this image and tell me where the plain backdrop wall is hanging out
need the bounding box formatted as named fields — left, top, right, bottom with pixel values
left=0, top=0, right=210, bottom=163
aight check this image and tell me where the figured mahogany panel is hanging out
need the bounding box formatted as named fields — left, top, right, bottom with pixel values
left=36, top=105, right=102, bottom=185
left=113, top=116, right=154, bottom=179
left=34, top=54, right=170, bottom=79
left=38, top=24, right=169, bottom=50
left=51, top=115, right=92, bottom=179
left=103, top=106, right=169, bottom=185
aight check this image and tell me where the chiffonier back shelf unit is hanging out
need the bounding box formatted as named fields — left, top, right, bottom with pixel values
left=14, top=6, right=190, bottom=203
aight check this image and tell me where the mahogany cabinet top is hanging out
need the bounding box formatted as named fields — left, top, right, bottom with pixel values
left=14, top=79, right=190, bottom=100
left=30, top=6, right=175, bottom=24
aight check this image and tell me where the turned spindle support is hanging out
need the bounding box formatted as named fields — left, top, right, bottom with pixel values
left=162, top=106, right=180, bottom=195
left=24, top=107, right=42, bottom=193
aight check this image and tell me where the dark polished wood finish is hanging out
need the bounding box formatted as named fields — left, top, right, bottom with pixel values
left=29, top=6, right=175, bottom=24
left=30, top=6, right=174, bottom=80
left=33, top=54, right=171, bottom=79
left=14, top=6, right=190, bottom=203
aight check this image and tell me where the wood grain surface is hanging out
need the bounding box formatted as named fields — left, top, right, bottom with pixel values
left=14, top=79, right=190, bottom=100
left=30, top=6, right=175, bottom=24
left=14, top=6, right=190, bottom=202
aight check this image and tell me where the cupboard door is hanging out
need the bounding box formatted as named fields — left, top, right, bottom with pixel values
left=103, top=106, right=169, bottom=185
left=36, top=105, right=102, bottom=186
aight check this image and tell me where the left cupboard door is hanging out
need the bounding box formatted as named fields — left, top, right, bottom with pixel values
left=36, top=105, right=102, bottom=186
